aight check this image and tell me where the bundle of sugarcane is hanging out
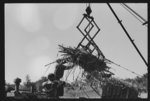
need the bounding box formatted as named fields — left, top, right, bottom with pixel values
left=57, top=45, right=110, bottom=73
left=102, top=77, right=139, bottom=99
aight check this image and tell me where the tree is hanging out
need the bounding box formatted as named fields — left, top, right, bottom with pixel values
left=143, top=73, right=147, bottom=78
left=24, top=75, right=32, bottom=88
left=14, top=77, right=21, bottom=95
left=124, top=73, right=148, bottom=93
left=35, top=76, right=47, bottom=92
left=24, top=75, right=36, bottom=93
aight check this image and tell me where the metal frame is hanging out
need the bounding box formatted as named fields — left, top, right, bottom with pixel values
left=76, top=14, right=105, bottom=60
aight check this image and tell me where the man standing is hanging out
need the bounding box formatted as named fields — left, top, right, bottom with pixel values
left=53, top=60, right=75, bottom=98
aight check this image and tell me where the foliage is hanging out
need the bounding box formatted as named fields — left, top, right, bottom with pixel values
left=124, top=73, right=148, bottom=92
left=55, top=45, right=112, bottom=77
left=24, top=75, right=33, bottom=88
left=14, top=77, right=21, bottom=85
left=52, top=45, right=140, bottom=98
left=101, top=77, right=139, bottom=98
left=34, top=76, right=47, bottom=92
left=5, top=86, right=15, bottom=92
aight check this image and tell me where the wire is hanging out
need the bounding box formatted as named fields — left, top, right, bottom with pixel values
left=75, top=66, right=82, bottom=82
left=65, top=70, right=70, bottom=81
left=120, top=4, right=143, bottom=23
left=86, top=3, right=88, bottom=8
left=120, top=3, right=147, bottom=26
left=79, top=88, right=84, bottom=98
left=82, top=72, right=101, bottom=98
left=90, top=85, right=101, bottom=98
left=72, top=67, right=77, bottom=81
left=65, top=68, right=73, bottom=81
left=65, top=66, right=77, bottom=82
left=106, top=59, right=142, bottom=77
left=82, top=86, right=90, bottom=98
left=123, top=3, right=147, bottom=22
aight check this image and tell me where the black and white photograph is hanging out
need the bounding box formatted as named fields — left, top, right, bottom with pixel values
left=4, top=3, right=148, bottom=99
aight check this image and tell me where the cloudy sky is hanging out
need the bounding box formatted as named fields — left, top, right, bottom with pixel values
left=5, top=3, right=147, bottom=84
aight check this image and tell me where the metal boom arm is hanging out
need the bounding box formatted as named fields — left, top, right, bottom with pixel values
left=107, top=3, right=148, bottom=69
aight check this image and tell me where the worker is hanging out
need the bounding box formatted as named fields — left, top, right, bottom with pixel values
left=42, top=73, right=58, bottom=98
left=55, top=80, right=66, bottom=98
left=54, top=60, right=74, bottom=80
left=53, top=60, right=74, bottom=98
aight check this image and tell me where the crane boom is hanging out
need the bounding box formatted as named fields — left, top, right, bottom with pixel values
left=107, top=3, right=148, bottom=69
left=122, top=3, right=148, bottom=25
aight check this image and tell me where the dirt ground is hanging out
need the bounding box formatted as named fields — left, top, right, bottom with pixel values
left=6, top=89, right=148, bottom=99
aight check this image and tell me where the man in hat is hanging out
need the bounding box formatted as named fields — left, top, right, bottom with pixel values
left=42, top=73, right=58, bottom=98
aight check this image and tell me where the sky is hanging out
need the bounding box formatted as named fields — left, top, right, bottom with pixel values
left=5, top=3, right=147, bottom=84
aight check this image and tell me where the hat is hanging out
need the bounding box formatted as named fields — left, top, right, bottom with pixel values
left=48, top=73, right=55, bottom=81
